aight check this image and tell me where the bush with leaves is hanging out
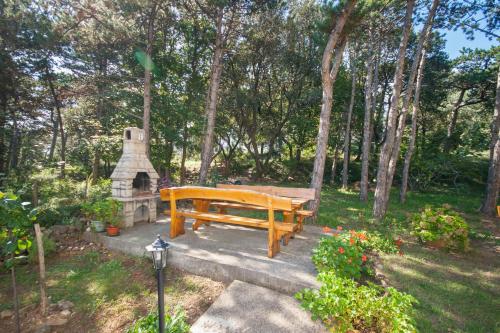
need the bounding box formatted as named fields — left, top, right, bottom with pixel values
left=411, top=205, right=470, bottom=251
left=126, top=308, right=190, bottom=333
left=313, top=229, right=371, bottom=279
left=28, top=235, right=56, bottom=263
left=0, top=192, right=36, bottom=265
left=296, top=272, right=418, bottom=333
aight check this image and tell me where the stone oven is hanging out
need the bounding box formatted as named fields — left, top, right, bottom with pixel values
left=111, top=127, right=160, bottom=227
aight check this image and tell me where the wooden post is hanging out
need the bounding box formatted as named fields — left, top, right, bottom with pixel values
left=34, top=223, right=48, bottom=316
left=32, top=181, right=39, bottom=206
left=169, top=190, right=178, bottom=238
left=267, top=197, right=278, bottom=257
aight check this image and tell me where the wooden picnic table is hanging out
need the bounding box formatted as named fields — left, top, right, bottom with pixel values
left=209, top=185, right=315, bottom=243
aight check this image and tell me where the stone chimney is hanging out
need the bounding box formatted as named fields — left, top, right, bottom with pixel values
left=111, top=127, right=159, bottom=227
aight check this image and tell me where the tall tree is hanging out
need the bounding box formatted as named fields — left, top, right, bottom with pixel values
left=309, top=0, right=356, bottom=217
left=341, top=45, right=356, bottom=189
left=199, top=1, right=240, bottom=184
left=400, top=47, right=428, bottom=203
left=372, top=0, right=415, bottom=218
left=384, top=0, right=440, bottom=204
left=480, top=68, right=500, bottom=216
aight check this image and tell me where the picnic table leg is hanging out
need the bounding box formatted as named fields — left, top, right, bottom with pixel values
left=282, top=211, right=295, bottom=246
left=169, top=192, right=185, bottom=238
left=192, top=199, right=210, bottom=231
left=268, top=204, right=280, bottom=258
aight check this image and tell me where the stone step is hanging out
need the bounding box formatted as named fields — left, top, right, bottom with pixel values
left=190, top=280, right=327, bottom=333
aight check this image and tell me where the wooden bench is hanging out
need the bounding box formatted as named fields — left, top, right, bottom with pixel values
left=212, top=184, right=315, bottom=232
left=159, top=186, right=296, bottom=258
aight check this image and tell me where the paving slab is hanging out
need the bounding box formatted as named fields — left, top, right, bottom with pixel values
left=84, top=215, right=322, bottom=294
left=191, top=280, right=327, bottom=333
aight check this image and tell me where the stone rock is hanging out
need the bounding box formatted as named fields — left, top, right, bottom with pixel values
left=60, top=309, right=72, bottom=317
left=0, top=309, right=13, bottom=319
left=46, top=314, right=68, bottom=326
left=49, top=303, right=59, bottom=312
left=34, top=323, right=51, bottom=333
left=57, top=300, right=74, bottom=311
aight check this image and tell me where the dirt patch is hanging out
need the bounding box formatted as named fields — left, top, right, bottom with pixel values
left=0, top=237, right=225, bottom=333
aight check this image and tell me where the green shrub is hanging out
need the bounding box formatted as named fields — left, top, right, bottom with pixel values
left=28, top=235, right=57, bottom=263
left=126, top=309, right=190, bottom=333
left=36, top=207, right=63, bottom=227
left=82, top=198, right=122, bottom=226
left=87, top=179, right=112, bottom=202
left=312, top=230, right=371, bottom=279
left=411, top=205, right=470, bottom=251
left=296, top=272, right=417, bottom=333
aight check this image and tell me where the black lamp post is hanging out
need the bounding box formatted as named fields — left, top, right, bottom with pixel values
left=146, top=234, right=170, bottom=333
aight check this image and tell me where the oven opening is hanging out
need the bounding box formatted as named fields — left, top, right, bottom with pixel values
left=132, top=172, right=151, bottom=196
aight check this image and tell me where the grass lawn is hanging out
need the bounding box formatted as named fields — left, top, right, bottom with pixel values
left=316, top=185, right=500, bottom=333
left=0, top=245, right=224, bottom=332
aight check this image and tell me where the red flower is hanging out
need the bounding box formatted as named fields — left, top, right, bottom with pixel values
left=395, top=238, right=403, bottom=247
left=322, top=226, right=332, bottom=233
left=358, top=233, right=367, bottom=241
left=337, top=226, right=343, bottom=231
left=338, top=247, right=345, bottom=254
left=362, top=255, right=367, bottom=262
left=349, top=237, right=355, bottom=245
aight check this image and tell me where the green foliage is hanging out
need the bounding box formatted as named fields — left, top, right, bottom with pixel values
left=411, top=205, right=470, bottom=251
left=361, top=231, right=399, bottom=254
left=87, top=179, right=112, bottom=202
left=296, top=272, right=418, bottom=333
left=82, top=198, right=122, bottom=226
left=28, top=235, right=57, bottom=263
left=312, top=230, right=371, bottom=279
left=126, top=309, right=190, bottom=333
left=0, top=191, right=37, bottom=267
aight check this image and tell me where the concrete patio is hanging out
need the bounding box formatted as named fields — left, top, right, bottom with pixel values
left=84, top=215, right=322, bottom=294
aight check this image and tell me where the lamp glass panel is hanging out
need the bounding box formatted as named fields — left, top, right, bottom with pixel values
left=153, top=250, right=163, bottom=269
left=161, top=250, right=168, bottom=268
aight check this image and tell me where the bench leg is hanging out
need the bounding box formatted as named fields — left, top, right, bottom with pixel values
left=170, top=216, right=185, bottom=238
left=216, top=207, right=228, bottom=214
left=193, top=199, right=211, bottom=231
left=297, top=215, right=304, bottom=232
left=283, top=211, right=295, bottom=245
left=268, top=227, right=280, bottom=258
left=192, top=219, right=209, bottom=231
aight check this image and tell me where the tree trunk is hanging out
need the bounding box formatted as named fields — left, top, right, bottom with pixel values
left=330, top=144, right=340, bottom=185
left=360, top=41, right=375, bottom=201
left=165, top=140, right=174, bottom=181
left=143, top=3, right=157, bottom=158
left=480, top=68, right=500, bottom=216
left=34, top=223, right=48, bottom=316
left=180, top=124, right=188, bottom=186
left=372, top=0, right=415, bottom=219
left=91, top=152, right=100, bottom=185
left=48, top=110, right=58, bottom=162
left=342, top=50, right=356, bottom=189
left=199, top=8, right=225, bottom=185
left=385, top=0, right=439, bottom=202
left=400, top=48, right=428, bottom=203
left=46, top=66, right=65, bottom=178
left=8, top=115, right=20, bottom=171
left=0, top=99, right=7, bottom=173
left=309, top=0, right=355, bottom=218
left=444, top=88, right=466, bottom=153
